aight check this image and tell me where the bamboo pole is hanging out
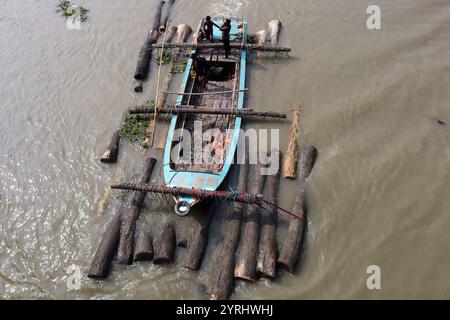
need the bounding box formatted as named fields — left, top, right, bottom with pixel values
left=129, top=106, right=286, bottom=119
left=278, top=145, right=317, bottom=273
left=257, top=149, right=281, bottom=279
left=283, top=104, right=301, bottom=178
left=116, top=157, right=157, bottom=265
left=151, top=43, right=291, bottom=52
left=209, top=162, right=249, bottom=300
left=234, top=161, right=266, bottom=281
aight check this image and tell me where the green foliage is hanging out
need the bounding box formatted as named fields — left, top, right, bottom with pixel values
left=57, top=1, right=89, bottom=22
left=119, top=115, right=150, bottom=143
left=156, top=52, right=173, bottom=65
left=171, top=58, right=188, bottom=74
left=247, top=34, right=257, bottom=44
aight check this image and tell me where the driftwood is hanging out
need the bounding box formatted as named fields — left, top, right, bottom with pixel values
left=133, top=0, right=164, bottom=80
left=283, top=104, right=301, bottom=178
left=133, top=230, right=154, bottom=262
left=256, top=30, right=268, bottom=45
left=209, top=162, right=249, bottom=300
left=153, top=222, right=176, bottom=264
left=268, top=20, right=281, bottom=46
left=159, top=0, right=175, bottom=32
left=129, top=106, right=286, bottom=119
left=111, top=183, right=263, bottom=205
left=182, top=205, right=215, bottom=270
left=165, top=26, right=178, bottom=43
left=257, top=149, right=281, bottom=279
left=152, top=43, right=291, bottom=52
left=176, top=24, right=193, bottom=43
left=87, top=210, right=122, bottom=279
left=100, top=131, right=120, bottom=163
left=278, top=145, right=317, bottom=273
left=116, top=157, right=157, bottom=264
left=234, top=161, right=266, bottom=281
left=134, top=80, right=143, bottom=93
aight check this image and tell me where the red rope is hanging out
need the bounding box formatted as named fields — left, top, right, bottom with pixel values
left=261, top=200, right=304, bottom=221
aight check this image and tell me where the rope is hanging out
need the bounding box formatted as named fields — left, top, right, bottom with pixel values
left=262, top=199, right=304, bottom=221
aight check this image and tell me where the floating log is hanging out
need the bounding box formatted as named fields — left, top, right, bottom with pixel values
left=129, top=106, right=286, bottom=119
left=116, top=157, right=157, bottom=265
left=165, top=26, right=178, bottom=43
left=87, top=210, right=122, bottom=279
left=133, top=230, right=154, bottom=262
left=256, top=30, right=268, bottom=45
left=234, top=161, right=266, bottom=281
left=134, top=1, right=164, bottom=80
left=209, top=162, right=249, bottom=300
left=278, top=145, right=318, bottom=274
left=176, top=24, right=192, bottom=43
left=134, top=80, right=143, bottom=93
left=283, top=104, right=301, bottom=178
left=153, top=222, right=176, bottom=264
left=159, top=0, right=175, bottom=32
left=268, top=20, right=281, bottom=46
left=183, top=204, right=215, bottom=270
left=111, top=183, right=263, bottom=205
left=100, top=131, right=120, bottom=163
left=257, top=149, right=281, bottom=279
left=152, top=42, right=291, bottom=52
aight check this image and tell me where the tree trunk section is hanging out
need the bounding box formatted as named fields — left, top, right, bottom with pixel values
left=209, top=162, right=248, bottom=300
left=153, top=222, right=176, bottom=264
left=133, top=230, right=154, bottom=262
left=100, top=131, right=120, bottom=163
left=278, top=145, right=317, bottom=273
left=283, top=104, right=301, bottom=178
left=257, top=149, right=281, bottom=279
left=116, top=157, right=157, bottom=264
left=234, top=161, right=266, bottom=281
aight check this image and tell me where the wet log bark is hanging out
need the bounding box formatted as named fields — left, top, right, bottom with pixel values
left=133, top=230, right=154, bottom=262
left=159, top=0, right=175, bottom=32
left=133, top=1, right=164, bottom=80
left=268, top=20, right=281, bottom=46
left=182, top=205, right=215, bottom=270
left=100, top=131, right=120, bottom=163
left=234, top=161, right=266, bottom=282
left=256, top=30, right=268, bottom=45
left=257, top=149, right=281, bottom=279
left=153, top=222, right=176, bottom=264
left=165, top=26, right=178, bottom=43
left=283, top=104, right=301, bottom=178
left=116, top=157, right=157, bottom=265
left=278, top=145, right=318, bottom=273
left=209, top=162, right=249, bottom=300
left=87, top=210, right=122, bottom=279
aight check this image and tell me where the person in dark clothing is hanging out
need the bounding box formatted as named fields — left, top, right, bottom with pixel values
left=199, top=16, right=220, bottom=42
left=220, top=19, right=232, bottom=59
left=190, top=53, right=208, bottom=86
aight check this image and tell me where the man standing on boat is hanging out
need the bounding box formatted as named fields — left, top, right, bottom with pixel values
left=220, top=19, right=232, bottom=59
left=199, top=16, right=220, bottom=42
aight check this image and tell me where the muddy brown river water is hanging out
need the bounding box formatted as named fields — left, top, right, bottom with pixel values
left=1, top=0, right=450, bottom=299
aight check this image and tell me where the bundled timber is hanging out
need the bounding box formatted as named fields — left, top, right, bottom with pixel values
left=133, top=0, right=164, bottom=80
left=209, top=162, right=249, bottom=300
left=116, top=157, right=157, bottom=265
left=152, top=42, right=291, bottom=52
left=234, top=161, right=266, bottom=281
left=257, top=149, right=281, bottom=279
left=87, top=209, right=122, bottom=279
left=278, top=145, right=318, bottom=273
left=100, top=131, right=120, bottom=163
left=183, top=205, right=215, bottom=270
left=111, top=183, right=263, bottom=205
left=159, top=0, right=175, bottom=32
left=133, top=230, right=154, bottom=262
left=153, top=222, right=176, bottom=264
left=283, top=104, right=301, bottom=178
left=129, top=106, right=286, bottom=119
left=268, top=20, right=281, bottom=46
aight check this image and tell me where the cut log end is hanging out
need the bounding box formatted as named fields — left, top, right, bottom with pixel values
left=133, top=231, right=154, bottom=262
left=100, top=131, right=120, bottom=163
left=153, top=222, right=176, bottom=265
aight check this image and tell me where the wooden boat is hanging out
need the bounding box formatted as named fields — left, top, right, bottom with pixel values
left=163, top=17, right=247, bottom=216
